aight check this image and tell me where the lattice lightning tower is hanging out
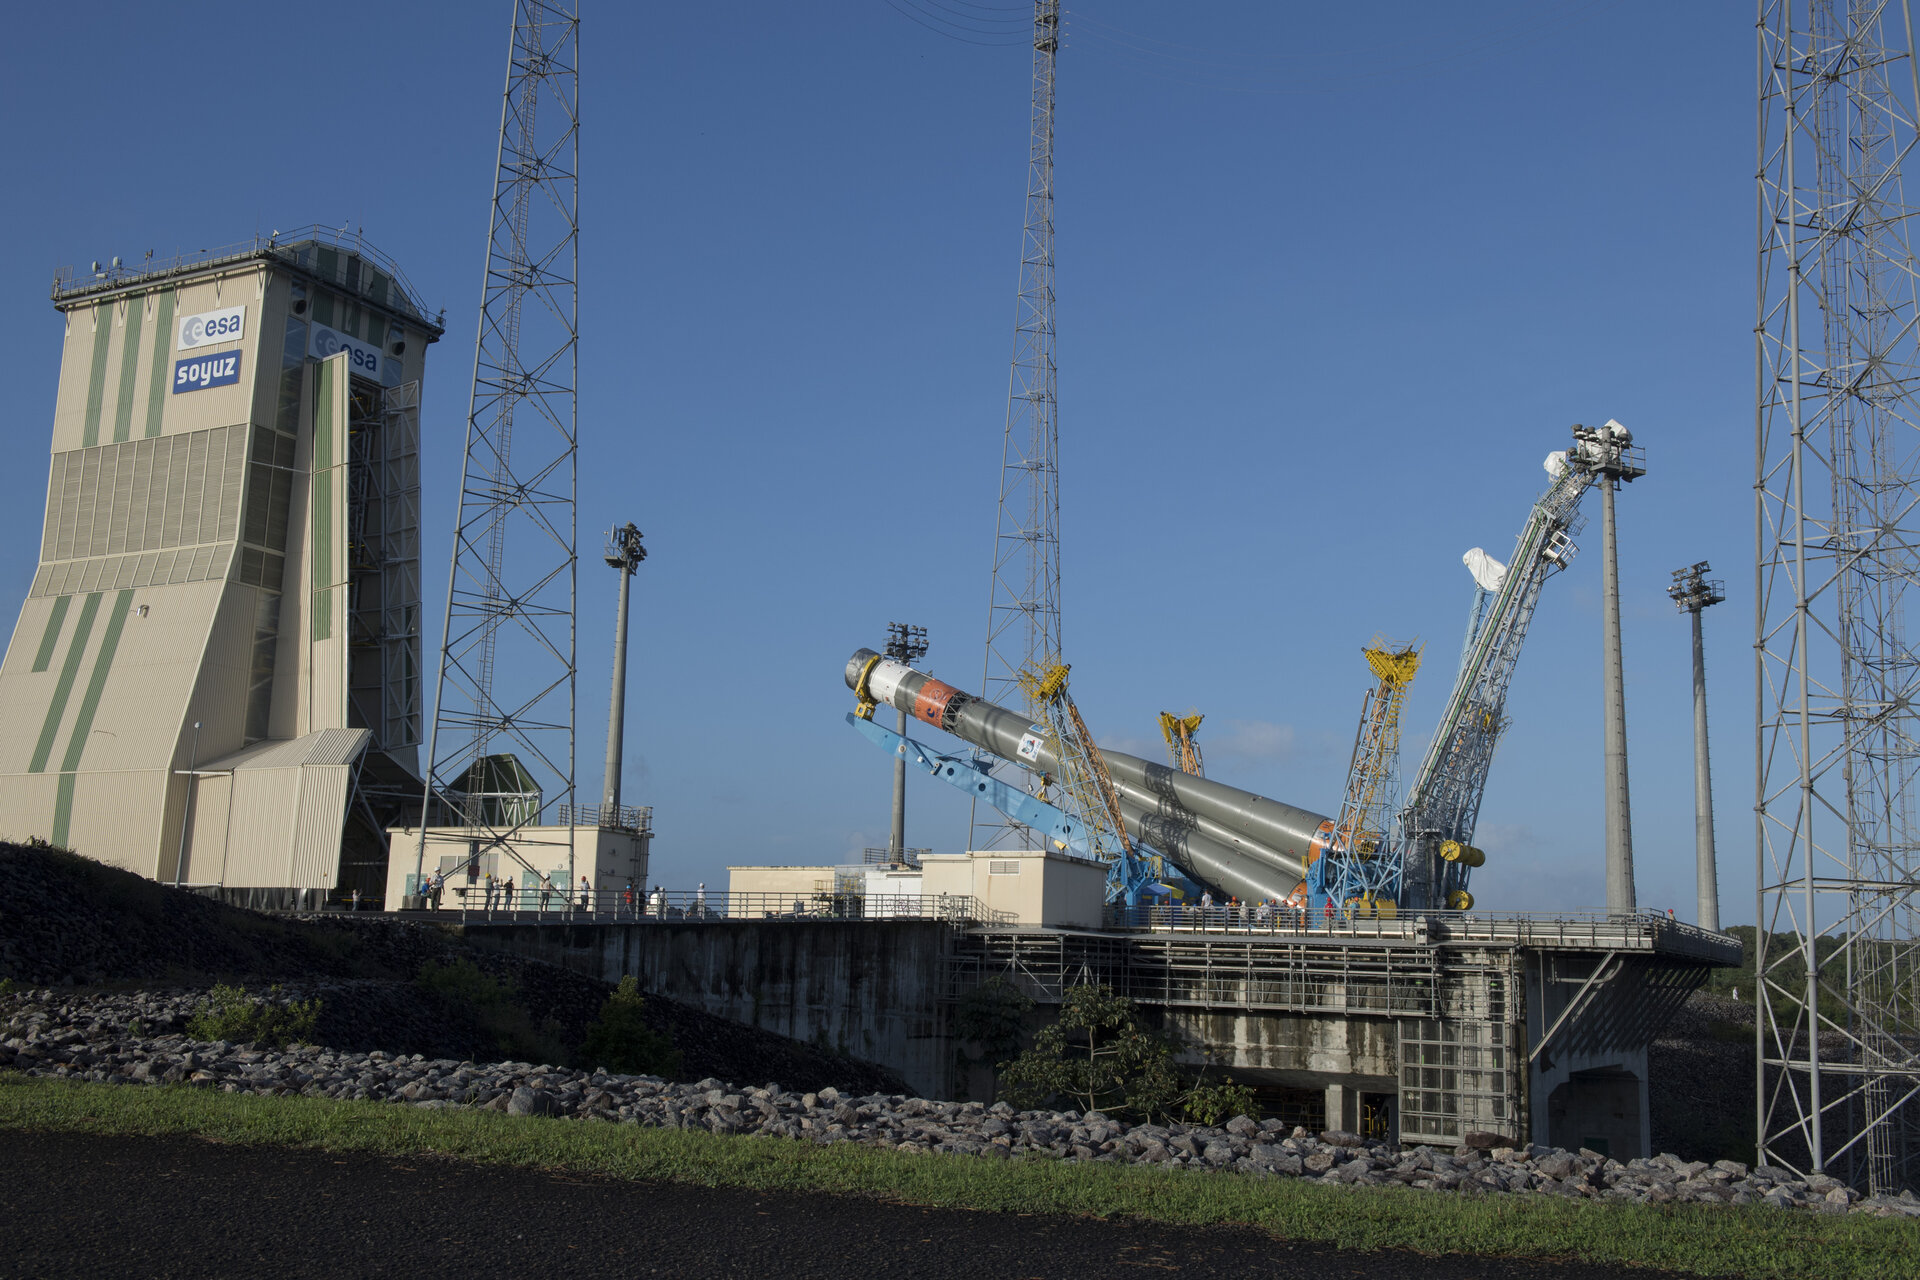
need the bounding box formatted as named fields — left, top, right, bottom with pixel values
left=1757, top=0, right=1920, bottom=1195
left=418, top=0, right=580, bottom=885
left=973, top=0, right=1062, bottom=851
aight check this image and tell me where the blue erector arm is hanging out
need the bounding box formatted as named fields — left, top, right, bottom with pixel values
left=844, top=713, right=1172, bottom=905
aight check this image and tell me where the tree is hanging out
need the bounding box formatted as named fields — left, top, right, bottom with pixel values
left=952, top=976, right=1034, bottom=1098
left=581, top=976, right=682, bottom=1077
left=998, top=983, right=1254, bottom=1124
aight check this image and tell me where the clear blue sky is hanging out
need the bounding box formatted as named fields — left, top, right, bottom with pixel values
left=0, top=2, right=1754, bottom=920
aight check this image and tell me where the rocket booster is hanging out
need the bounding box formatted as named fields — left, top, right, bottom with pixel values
left=844, top=649, right=1335, bottom=902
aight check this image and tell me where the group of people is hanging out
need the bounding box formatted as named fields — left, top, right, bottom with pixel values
left=1154, top=889, right=1332, bottom=932
left=415, top=869, right=566, bottom=912
left=410, top=872, right=714, bottom=918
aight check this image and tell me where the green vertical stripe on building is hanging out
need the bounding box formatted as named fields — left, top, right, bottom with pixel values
left=112, top=298, right=145, bottom=443
left=50, top=773, right=77, bottom=849
left=311, top=360, right=335, bottom=641
left=82, top=304, right=113, bottom=448
left=145, top=292, right=175, bottom=437
left=30, top=596, right=72, bottom=673
left=60, top=590, right=133, bottom=772
left=30, top=592, right=102, bottom=773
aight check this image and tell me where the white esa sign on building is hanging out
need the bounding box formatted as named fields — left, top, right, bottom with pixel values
left=176, top=305, right=246, bottom=350
left=308, top=324, right=382, bottom=379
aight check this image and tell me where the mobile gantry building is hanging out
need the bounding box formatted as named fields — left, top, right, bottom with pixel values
left=0, top=229, right=443, bottom=906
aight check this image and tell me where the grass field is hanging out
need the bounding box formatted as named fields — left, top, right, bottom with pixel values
left=1, top=1073, right=1912, bottom=1278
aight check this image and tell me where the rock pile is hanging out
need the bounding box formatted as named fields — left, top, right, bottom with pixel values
left=0, top=839, right=910, bottom=1098
left=5, top=987, right=1915, bottom=1219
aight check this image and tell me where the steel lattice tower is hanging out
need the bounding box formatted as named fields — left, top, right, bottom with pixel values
left=1757, top=0, right=1920, bottom=1195
left=418, top=0, right=580, bottom=886
left=973, top=0, right=1062, bottom=852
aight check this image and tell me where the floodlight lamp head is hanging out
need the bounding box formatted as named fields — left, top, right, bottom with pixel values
left=884, top=621, right=929, bottom=664
left=602, top=522, right=645, bottom=571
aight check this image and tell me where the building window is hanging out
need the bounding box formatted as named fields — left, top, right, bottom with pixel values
left=988, top=860, right=1021, bottom=876
left=244, top=592, right=281, bottom=742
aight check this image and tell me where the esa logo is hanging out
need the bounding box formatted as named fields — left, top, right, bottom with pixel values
left=176, top=305, right=246, bottom=350
left=173, top=351, right=242, bottom=393
left=308, top=324, right=382, bottom=378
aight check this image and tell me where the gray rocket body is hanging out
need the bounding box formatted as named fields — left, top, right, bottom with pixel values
left=845, top=649, right=1332, bottom=901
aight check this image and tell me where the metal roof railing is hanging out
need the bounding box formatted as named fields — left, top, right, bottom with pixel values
left=51, top=224, right=440, bottom=330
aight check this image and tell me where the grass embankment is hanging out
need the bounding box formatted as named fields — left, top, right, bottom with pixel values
left=1, top=1074, right=1910, bottom=1279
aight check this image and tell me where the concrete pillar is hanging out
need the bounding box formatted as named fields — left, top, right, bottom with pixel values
left=890, top=705, right=908, bottom=858
left=1324, top=1083, right=1353, bottom=1135
left=602, top=553, right=635, bottom=814
left=1690, top=607, right=1720, bottom=930
left=1600, top=478, right=1637, bottom=914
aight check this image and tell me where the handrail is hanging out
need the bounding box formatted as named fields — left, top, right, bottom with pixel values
left=389, top=886, right=1014, bottom=928
left=1098, top=903, right=1742, bottom=958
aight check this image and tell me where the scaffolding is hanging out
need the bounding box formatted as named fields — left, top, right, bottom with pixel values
left=974, top=0, right=1064, bottom=851
left=1756, top=0, right=1920, bottom=1194
left=1324, top=638, right=1421, bottom=917
left=419, top=0, right=581, bottom=890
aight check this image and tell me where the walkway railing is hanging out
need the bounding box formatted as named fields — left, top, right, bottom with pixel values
left=403, top=887, right=1012, bottom=928
left=1099, top=903, right=1742, bottom=959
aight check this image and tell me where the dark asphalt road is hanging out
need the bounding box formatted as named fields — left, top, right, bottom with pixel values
left=0, top=1130, right=1689, bottom=1280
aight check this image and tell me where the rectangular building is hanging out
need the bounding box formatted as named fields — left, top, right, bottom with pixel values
left=0, top=229, right=443, bottom=906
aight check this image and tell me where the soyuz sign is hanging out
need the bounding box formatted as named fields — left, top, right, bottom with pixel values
left=308, top=324, right=382, bottom=379
left=176, top=305, right=246, bottom=350
left=172, top=351, right=241, bottom=394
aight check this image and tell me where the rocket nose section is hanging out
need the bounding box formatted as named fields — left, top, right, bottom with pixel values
left=845, top=648, right=882, bottom=690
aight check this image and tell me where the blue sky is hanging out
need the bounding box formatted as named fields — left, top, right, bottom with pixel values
left=0, top=2, right=1756, bottom=920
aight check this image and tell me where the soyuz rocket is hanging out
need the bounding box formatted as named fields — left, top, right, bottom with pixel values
left=845, top=649, right=1336, bottom=904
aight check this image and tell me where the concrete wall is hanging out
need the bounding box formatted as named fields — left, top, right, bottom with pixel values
left=726, top=865, right=836, bottom=913
left=462, top=919, right=955, bottom=1097
left=920, top=850, right=1106, bottom=928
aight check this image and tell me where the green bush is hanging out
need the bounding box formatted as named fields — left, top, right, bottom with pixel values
left=1183, top=1078, right=1258, bottom=1128
left=416, top=958, right=565, bottom=1065
left=581, top=976, right=682, bottom=1077
left=998, top=984, right=1257, bottom=1126
left=186, top=984, right=321, bottom=1048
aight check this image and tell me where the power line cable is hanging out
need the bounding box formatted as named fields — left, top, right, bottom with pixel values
left=916, top=0, right=1030, bottom=28
left=884, top=0, right=1027, bottom=46
left=1069, top=1, right=1619, bottom=94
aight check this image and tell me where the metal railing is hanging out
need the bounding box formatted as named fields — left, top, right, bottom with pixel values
left=1100, top=904, right=1743, bottom=959
left=403, top=887, right=1012, bottom=927
left=51, top=224, right=436, bottom=325
left=555, top=802, right=653, bottom=832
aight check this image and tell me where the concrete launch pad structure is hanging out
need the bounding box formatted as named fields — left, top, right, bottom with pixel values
left=453, top=902, right=1737, bottom=1159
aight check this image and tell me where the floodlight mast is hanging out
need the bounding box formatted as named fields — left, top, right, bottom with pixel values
left=601, top=523, right=646, bottom=815
left=1668, top=562, right=1724, bottom=931
left=1575, top=419, right=1646, bottom=915
left=884, top=623, right=929, bottom=861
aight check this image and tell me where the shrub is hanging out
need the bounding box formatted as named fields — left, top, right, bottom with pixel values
left=416, top=957, right=565, bottom=1065
left=581, top=976, right=682, bottom=1077
left=1183, top=1078, right=1258, bottom=1127
left=186, top=984, right=320, bottom=1048
left=998, top=983, right=1259, bottom=1126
